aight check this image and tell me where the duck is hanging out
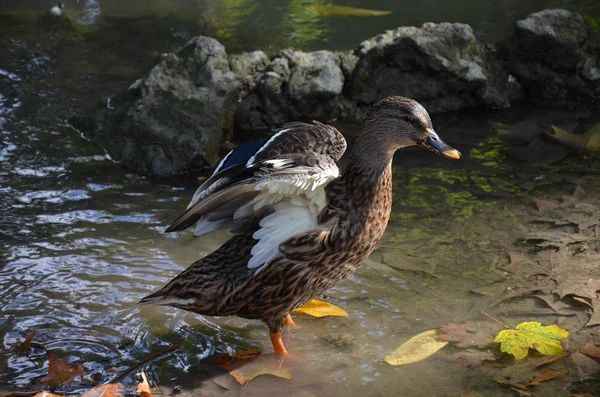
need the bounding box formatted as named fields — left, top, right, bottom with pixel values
left=49, top=2, right=65, bottom=17
left=140, top=96, right=461, bottom=355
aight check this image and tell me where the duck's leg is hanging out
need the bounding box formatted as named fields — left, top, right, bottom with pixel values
left=268, top=317, right=290, bottom=355
left=285, top=314, right=296, bottom=326
left=269, top=331, right=289, bottom=355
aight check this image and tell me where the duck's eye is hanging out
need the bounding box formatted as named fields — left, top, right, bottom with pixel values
left=402, top=116, right=413, bottom=123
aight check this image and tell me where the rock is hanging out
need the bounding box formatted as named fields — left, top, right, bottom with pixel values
left=73, top=36, right=241, bottom=177
left=228, top=50, right=269, bottom=94
left=499, top=9, right=600, bottom=100
left=349, top=22, right=521, bottom=113
left=235, top=49, right=356, bottom=130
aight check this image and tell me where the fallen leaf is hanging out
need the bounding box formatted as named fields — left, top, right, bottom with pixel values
left=34, top=393, right=64, bottom=397
left=547, top=124, right=600, bottom=153
left=135, top=372, right=151, bottom=397
left=494, top=322, right=569, bottom=360
left=292, top=299, right=348, bottom=317
left=530, top=294, right=575, bottom=315
left=553, top=278, right=600, bottom=300
left=568, top=352, right=600, bottom=381
left=216, top=350, right=292, bottom=386
left=524, top=231, right=591, bottom=249
left=81, top=384, right=124, bottom=397
left=580, top=340, right=600, bottom=359
left=438, top=323, right=496, bottom=348
left=584, top=298, right=600, bottom=327
left=19, top=332, right=36, bottom=355
left=573, top=296, right=594, bottom=309
left=305, top=4, right=392, bottom=17
left=384, top=329, right=448, bottom=366
left=450, top=349, right=496, bottom=367
left=37, top=351, right=84, bottom=388
left=495, top=354, right=566, bottom=389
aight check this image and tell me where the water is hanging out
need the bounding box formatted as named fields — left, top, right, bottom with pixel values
left=1, top=1, right=600, bottom=396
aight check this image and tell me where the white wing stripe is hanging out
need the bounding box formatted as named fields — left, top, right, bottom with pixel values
left=246, top=128, right=290, bottom=165
left=212, top=148, right=233, bottom=175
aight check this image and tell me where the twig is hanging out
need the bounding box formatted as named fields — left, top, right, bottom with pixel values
left=108, top=345, right=180, bottom=384
left=483, top=311, right=510, bottom=329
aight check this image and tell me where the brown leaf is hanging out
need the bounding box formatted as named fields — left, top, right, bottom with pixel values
left=19, top=332, right=36, bottom=355
left=216, top=350, right=292, bottom=386
left=584, top=298, right=600, bottom=327
left=81, top=383, right=124, bottom=397
left=562, top=185, right=586, bottom=205
left=553, top=278, right=600, bottom=300
left=580, top=340, right=600, bottom=359
left=573, top=296, right=594, bottom=309
left=135, top=372, right=152, bottom=397
left=495, top=354, right=567, bottom=389
left=518, top=369, right=565, bottom=388
left=37, top=352, right=84, bottom=388
left=439, top=323, right=492, bottom=348
left=529, top=294, right=576, bottom=315
left=450, top=349, right=496, bottom=367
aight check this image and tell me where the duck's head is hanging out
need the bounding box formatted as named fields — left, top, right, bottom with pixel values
left=364, top=96, right=461, bottom=160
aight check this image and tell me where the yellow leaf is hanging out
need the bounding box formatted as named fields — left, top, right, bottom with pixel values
left=494, top=321, right=569, bottom=360
left=292, top=299, right=348, bottom=317
left=306, top=4, right=392, bottom=18
left=384, top=329, right=449, bottom=366
left=216, top=350, right=292, bottom=386
left=548, top=125, right=589, bottom=149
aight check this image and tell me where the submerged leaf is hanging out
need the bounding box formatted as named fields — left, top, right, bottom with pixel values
left=494, top=322, right=569, bottom=360
left=450, top=349, right=496, bottom=367
left=438, top=322, right=497, bottom=348
left=580, top=340, right=600, bottom=359
left=384, top=329, right=448, bottom=366
left=495, top=354, right=566, bottom=389
left=216, top=350, right=292, bottom=386
left=306, top=4, right=391, bottom=17
left=37, top=352, right=84, bottom=388
left=292, top=299, right=348, bottom=317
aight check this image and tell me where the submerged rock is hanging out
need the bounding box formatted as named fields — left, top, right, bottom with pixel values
left=499, top=9, right=600, bottom=100
left=73, top=36, right=240, bottom=177
left=235, top=49, right=357, bottom=130
left=349, top=22, right=521, bottom=113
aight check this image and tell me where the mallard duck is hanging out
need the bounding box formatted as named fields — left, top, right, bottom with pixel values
left=140, top=96, right=460, bottom=355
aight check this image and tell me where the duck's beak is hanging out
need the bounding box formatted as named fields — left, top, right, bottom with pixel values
left=417, top=128, right=461, bottom=160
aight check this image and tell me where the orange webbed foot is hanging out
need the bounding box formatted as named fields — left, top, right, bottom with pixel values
left=285, top=314, right=296, bottom=327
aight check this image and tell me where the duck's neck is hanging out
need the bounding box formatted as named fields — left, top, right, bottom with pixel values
left=346, top=132, right=396, bottom=178
left=326, top=132, right=395, bottom=215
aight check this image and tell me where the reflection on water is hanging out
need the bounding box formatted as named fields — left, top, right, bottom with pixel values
left=1, top=1, right=600, bottom=396
left=1, top=0, right=588, bottom=52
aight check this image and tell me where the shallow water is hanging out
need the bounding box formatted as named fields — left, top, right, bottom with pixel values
left=2, top=2, right=600, bottom=396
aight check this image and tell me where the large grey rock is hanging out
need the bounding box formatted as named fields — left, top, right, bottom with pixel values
left=349, top=22, right=521, bottom=113
left=499, top=9, right=600, bottom=99
left=234, top=49, right=356, bottom=130
left=73, top=36, right=241, bottom=177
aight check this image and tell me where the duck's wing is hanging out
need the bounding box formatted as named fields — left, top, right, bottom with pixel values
left=166, top=121, right=347, bottom=236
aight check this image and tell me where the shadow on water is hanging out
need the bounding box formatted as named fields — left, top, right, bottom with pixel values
left=2, top=2, right=600, bottom=396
